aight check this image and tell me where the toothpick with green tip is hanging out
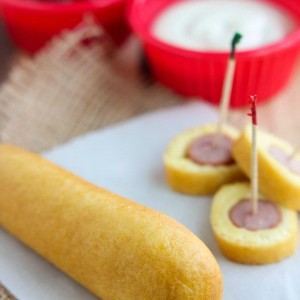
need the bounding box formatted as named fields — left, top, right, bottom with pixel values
left=230, top=32, right=242, bottom=59
left=216, top=32, right=242, bottom=136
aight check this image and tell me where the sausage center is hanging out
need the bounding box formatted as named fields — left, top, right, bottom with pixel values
left=269, top=145, right=300, bottom=175
left=229, top=199, right=282, bottom=231
left=186, top=133, right=234, bottom=166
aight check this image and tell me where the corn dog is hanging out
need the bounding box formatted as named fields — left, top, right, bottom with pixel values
left=211, top=182, right=298, bottom=264
left=232, top=126, right=300, bottom=210
left=164, top=123, right=245, bottom=195
left=0, top=144, right=222, bottom=300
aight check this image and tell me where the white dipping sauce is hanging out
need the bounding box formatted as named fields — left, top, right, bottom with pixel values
left=152, top=0, right=296, bottom=51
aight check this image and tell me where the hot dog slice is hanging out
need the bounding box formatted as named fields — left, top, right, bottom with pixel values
left=211, top=182, right=298, bottom=264
left=164, top=123, right=245, bottom=195
left=187, top=134, right=234, bottom=166
left=229, top=199, right=281, bottom=231
left=232, top=126, right=300, bottom=210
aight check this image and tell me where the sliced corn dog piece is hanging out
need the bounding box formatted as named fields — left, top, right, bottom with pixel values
left=164, top=123, right=245, bottom=195
left=232, top=125, right=300, bottom=210
left=0, top=144, right=223, bottom=300
left=211, top=182, right=298, bottom=264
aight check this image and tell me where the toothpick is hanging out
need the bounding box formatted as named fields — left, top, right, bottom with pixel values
left=216, top=33, right=242, bottom=137
left=248, top=95, right=258, bottom=215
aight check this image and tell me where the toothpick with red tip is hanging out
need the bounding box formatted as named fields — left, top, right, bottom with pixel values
left=248, top=95, right=258, bottom=214
left=217, top=32, right=242, bottom=137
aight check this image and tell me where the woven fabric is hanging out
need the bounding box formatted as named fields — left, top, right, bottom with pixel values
left=0, top=16, right=181, bottom=152
left=0, top=284, right=16, bottom=300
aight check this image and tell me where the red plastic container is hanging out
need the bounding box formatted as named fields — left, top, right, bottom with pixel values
left=0, top=0, right=130, bottom=54
left=128, top=0, right=300, bottom=107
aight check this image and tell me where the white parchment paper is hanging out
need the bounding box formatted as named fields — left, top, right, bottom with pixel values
left=1, top=102, right=299, bottom=300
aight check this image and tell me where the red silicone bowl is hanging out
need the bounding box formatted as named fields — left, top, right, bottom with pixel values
left=0, top=0, right=130, bottom=54
left=128, top=0, right=300, bottom=108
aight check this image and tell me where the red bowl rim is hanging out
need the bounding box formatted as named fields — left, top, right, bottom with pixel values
left=0, top=0, right=125, bottom=13
left=128, top=0, right=300, bottom=59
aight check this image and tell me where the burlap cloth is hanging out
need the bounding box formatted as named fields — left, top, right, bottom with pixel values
left=0, top=18, right=183, bottom=153
left=1, top=16, right=300, bottom=300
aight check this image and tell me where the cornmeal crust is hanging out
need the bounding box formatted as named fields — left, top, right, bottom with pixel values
left=0, top=144, right=223, bottom=300
left=164, top=123, right=245, bottom=195
left=211, top=182, right=298, bottom=264
left=232, top=126, right=300, bottom=210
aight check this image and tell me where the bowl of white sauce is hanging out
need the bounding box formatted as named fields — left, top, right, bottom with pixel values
left=128, top=0, right=300, bottom=107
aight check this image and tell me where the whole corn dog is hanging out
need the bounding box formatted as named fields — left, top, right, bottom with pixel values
left=0, top=144, right=222, bottom=300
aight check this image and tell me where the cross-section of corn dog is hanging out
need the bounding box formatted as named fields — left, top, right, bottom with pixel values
left=211, top=182, right=298, bottom=264
left=232, top=125, right=300, bottom=210
left=164, top=123, right=245, bottom=195
left=0, top=144, right=223, bottom=300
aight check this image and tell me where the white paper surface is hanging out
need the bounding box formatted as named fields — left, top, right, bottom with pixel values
left=1, top=101, right=300, bottom=300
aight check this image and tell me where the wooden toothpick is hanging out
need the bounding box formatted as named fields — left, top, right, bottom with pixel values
left=248, top=95, right=258, bottom=214
left=216, top=32, right=242, bottom=137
